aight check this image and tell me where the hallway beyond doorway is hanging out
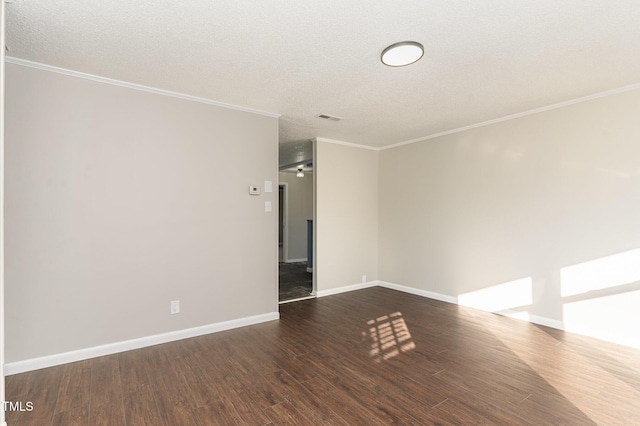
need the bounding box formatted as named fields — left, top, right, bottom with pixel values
left=279, top=262, right=312, bottom=302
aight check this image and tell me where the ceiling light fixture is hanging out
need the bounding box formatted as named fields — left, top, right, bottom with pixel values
left=296, top=166, right=304, bottom=178
left=381, top=41, right=424, bottom=67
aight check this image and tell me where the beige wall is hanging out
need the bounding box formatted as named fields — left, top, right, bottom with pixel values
left=1, top=1, right=6, bottom=419
left=379, top=88, right=640, bottom=347
left=278, top=171, right=313, bottom=261
left=5, top=63, right=279, bottom=362
left=6, top=59, right=640, bottom=367
left=316, top=139, right=378, bottom=292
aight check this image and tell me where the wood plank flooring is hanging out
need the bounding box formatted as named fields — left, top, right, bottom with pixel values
left=6, top=287, right=640, bottom=425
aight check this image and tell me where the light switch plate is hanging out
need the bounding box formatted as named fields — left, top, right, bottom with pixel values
left=264, top=181, right=273, bottom=193
left=265, top=201, right=272, bottom=212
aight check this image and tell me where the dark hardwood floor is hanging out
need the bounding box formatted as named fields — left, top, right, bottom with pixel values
left=6, top=287, right=640, bottom=425
left=279, top=262, right=312, bottom=302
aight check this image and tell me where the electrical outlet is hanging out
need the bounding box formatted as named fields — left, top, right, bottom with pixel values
left=362, top=275, right=367, bottom=283
left=170, top=300, right=180, bottom=314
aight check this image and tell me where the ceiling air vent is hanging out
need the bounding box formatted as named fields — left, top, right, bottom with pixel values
left=316, top=114, right=344, bottom=122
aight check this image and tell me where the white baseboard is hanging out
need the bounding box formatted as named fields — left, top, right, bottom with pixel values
left=284, top=258, right=307, bottom=263
left=279, top=295, right=315, bottom=305
left=316, top=281, right=378, bottom=298
left=4, top=312, right=279, bottom=375
left=526, top=313, right=566, bottom=331
left=562, top=322, right=640, bottom=349
left=377, top=281, right=640, bottom=349
left=492, top=309, right=568, bottom=329
left=377, top=281, right=458, bottom=304
left=318, top=280, right=640, bottom=349
left=377, top=281, right=569, bottom=333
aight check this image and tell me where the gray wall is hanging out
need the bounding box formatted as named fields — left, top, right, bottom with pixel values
left=5, top=63, right=279, bottom=362
left=278, top=171, right=313, bottom=261
left=379, top=88, right=640, bottom=347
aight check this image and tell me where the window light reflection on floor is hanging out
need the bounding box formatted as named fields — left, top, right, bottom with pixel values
left=366, top=312, right=415, bottom=362
left=563, top=289, right=640, bottom=348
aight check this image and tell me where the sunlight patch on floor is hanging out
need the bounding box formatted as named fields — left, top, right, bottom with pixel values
left=563, top=290, right=640, bottom=349
left=490, top=323, right=640, bottom=424
left=366, top=312, right=415, bottom=362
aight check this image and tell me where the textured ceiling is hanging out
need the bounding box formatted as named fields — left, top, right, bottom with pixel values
left=5, top=1, right=640, bottom=149
left=279, top=139, right=313, bottom=170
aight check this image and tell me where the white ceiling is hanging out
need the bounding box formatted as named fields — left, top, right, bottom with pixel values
left=6, top=1, right=640, bottom=149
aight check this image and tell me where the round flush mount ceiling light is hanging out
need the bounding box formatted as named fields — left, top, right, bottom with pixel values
left=381, top=41, right=424, bottom=67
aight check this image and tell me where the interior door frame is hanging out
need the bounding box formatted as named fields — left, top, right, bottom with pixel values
left=279, top=182, right=288, bottom=264
left=311, top=140, right=317, bottom=296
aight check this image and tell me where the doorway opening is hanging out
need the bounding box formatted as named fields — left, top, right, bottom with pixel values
left=278, top=164, right=314, bottom=303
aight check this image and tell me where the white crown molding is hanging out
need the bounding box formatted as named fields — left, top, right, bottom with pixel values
left=4, top=56, right=281, bottom=119
left=4, top=311, right=279, bottom=375
left=315, top=137, right=381, bottom=151
left=382, top=82, right=640, bottom=151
